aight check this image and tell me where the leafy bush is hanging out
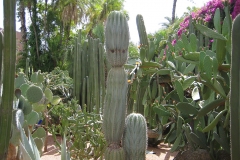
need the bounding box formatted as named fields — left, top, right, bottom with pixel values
left=43, top=67, right=73, bottom=102
left=49, top=99, right=106, bottom=159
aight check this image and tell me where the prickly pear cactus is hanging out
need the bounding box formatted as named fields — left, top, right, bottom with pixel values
left=34, top=137, right=44, bottom=155
left=18, top=95, right=32, bottom=115
left=19, top=83, right=30, bottom=97
left=123, top=113, right=147, bottom=160
left=26, top=85, right=43, bottom=103
left=102, top=11, right=129, bottom=160
left=15, top=72, right=27, bottom=88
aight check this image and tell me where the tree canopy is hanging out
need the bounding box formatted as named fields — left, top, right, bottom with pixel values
left=17, top=0, right=125, bottom=72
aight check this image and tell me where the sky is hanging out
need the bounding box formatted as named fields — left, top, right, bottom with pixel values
left=0, top=0, right=210, bottom=43
left=124, top=0, right=209, bottom=43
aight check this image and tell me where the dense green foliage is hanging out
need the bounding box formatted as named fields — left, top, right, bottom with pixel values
left=16, top=0, right=125, bottom=72
left=49, top=99, right=105, bottom=159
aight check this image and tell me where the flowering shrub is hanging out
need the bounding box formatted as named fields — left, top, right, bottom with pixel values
left=177, top=0, right=225, bottom=37
left=231, top=0, right=240, bottom=19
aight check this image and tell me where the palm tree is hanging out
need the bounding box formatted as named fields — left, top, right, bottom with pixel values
left=171, top=0, right=195, bottom=24
left=161, top=16, right=173, bottom=28
left=57, top=0, right=124, bottom=35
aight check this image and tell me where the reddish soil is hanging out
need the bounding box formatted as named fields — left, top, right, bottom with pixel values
left=41, top=135, right=177, bottom=160
left=41, top=134, right=61, bottom=160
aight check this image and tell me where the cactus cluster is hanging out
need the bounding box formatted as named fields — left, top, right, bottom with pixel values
left=26, top=85, right=44, bottom=103
left=72, top=31, right=105, bottom=113
left=103, top=11, right=147, bottom=160
left=8, top=70, right=63, bottom=159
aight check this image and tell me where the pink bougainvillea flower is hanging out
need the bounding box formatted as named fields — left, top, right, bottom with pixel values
left=232, top=0, right=240, bottom=19
left=204, top=14, right=212, bottom=22
left=171, top=39, right=177, bottom=46
left=177, top=0, right=225, bottom=37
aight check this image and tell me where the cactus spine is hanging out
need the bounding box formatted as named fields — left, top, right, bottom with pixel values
left=230, top=14, right=240, bottom=159
left=102, top=11, right=129, bottom=159
left=123, top=113, right=147, bottom=160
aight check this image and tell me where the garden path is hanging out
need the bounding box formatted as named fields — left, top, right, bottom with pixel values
left=41, top=134, right=178, bottom=160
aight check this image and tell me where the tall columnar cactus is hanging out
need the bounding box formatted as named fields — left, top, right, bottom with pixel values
left=123, top=113, right=147, bottom=160
left=230, top=14, right=240, bottom=159
left=0, top=32, right=2, bottom=81
left=0, top=0, right=16, bottom=159
left=102, top=11, right=129, bottom=160
left=136, top=14, right=149, bottom=48
left=105, top=12, right=129, bottom=67
left=135, top=14, right=150, bottom=115
left=72, top=31, right=105, bottom=113
left=103, top=68, right=128, bottom=143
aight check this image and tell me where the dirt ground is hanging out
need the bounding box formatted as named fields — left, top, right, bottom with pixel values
left=41, top=134, right=178, bottom=160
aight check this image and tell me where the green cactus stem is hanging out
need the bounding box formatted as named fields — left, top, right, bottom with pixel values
left=230, top=14, right=240, bottom=159
left=136, top=14, right=149, bottom=48
left=18, top=95, right=32, bottom=115
left=123, top=113, right=147, bottom=160
left=104, top=145, right=125, bottom=160
left=0, top=0, right=16, bottom=159
left=0, top=32, right=2, bottom=82
left=105, top=11, right=129, bottom=67
left=103, top=11, right=129, bottom=160
left=26, top=85, right=43, bottom=103
left=102, top=67, right=128, bottom=143
left=99, top=43, right=105, bottom=113
left=73, top=32, right=82, bottom=104
left=135, top=15, right=151, bottom=114
left=135, top=76, right=149, bottom=115
left=34, top=137, right=44, bottom=155
left=72, top=31, right=105, bottom=113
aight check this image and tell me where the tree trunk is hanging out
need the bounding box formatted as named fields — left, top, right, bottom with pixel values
left=172, top=0, right=177, bottom=24
left=31, top=0, right=40, bottom=60
left=18, top=0, right=27, bottom=48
